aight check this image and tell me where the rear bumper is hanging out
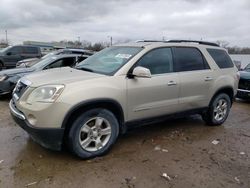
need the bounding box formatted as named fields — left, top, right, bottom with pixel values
left=9, top=100, right=64, bottom=151
left=237, top=89, right=250, bottom=99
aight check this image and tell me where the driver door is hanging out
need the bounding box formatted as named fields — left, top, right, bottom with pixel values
left=126, top=48, right=180, bottom=121
left=3, top=46, right=22, bottom=67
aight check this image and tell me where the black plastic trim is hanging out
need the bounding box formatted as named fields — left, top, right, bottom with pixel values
left=125, top=107, right=207, bottom=128
left=62, top=98, right=125, bottom=131
left=10, top=102, right=64, bottom=151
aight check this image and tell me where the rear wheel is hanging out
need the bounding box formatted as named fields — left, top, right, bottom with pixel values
left=202, top=93, right=231, bottom=126
left=67, top=108, right=119, bottom=159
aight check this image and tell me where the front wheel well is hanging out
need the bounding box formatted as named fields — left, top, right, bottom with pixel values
left=62, top=100, right=125, bottom=140
left=0, top=60, right=4, bottom=67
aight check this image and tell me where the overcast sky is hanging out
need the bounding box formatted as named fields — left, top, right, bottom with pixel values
left=0, top=0, right=249, bottom=46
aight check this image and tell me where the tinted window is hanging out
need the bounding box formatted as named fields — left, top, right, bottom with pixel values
left=136, top=48, right=173, bottom=74
left=8, top=46, right=22, bottom=55
left=24, top=47, right=38, bottom=54
left=174, top=47, right=206, bottom=72
left=207, top=49, right=234, bottom=68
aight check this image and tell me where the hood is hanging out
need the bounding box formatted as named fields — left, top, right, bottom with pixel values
left=18, top=58, right=39, bottom=63
left=240, top=71, right=250, bottom=80
left=23, top=67, right=106, bottom=87
left=0, top=67, right=35, bottom=76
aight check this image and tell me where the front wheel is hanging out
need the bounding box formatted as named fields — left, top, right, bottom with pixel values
left=202, top=93, right=231, bottom=126
left=68, top=108, right=119, bottom=159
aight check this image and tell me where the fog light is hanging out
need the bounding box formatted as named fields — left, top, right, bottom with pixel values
left=27, top=114, right=37, bottom=126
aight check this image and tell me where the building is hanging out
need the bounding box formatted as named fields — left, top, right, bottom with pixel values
left=23, top=41, right=65, bottom=55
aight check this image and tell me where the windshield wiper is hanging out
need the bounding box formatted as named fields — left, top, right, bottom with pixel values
left=76, top=67, right=93, bottom=72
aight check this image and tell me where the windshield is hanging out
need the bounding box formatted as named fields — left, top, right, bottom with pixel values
left=244, top=64, right=250, bottom=72
left=0, top=46, right=12, bottom=53
left=31, top=56, right=56, bottom=69
left=41, top=49, right=66, bottom=59
left=75, top=46, right=142, bottom=75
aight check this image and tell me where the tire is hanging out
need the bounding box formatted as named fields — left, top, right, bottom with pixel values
left=202, top=93, right=231, bottom=126
left=0, top=62, right=3, bottom=71
left=67, top=108, right=119, bottom=159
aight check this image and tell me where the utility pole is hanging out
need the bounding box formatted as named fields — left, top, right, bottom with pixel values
left=108, top=36, right=112, bottom=46
left=5, top=30, right=8, bottom=44
left=77, top=36, right=81, bottom=48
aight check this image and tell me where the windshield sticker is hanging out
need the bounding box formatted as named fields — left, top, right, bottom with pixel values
left=115, top=54, right=132, bottom=59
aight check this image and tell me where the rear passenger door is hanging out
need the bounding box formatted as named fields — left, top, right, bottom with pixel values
left=173, top=47, right=215, bottom=110
left=127, top=48, right=180, bottom=121
left=23, top=47, right=40, bottom=59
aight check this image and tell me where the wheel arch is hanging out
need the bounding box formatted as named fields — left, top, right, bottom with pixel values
left=0, top=59, right=4, bottom=67
left=210, top=86, right=234, bottom=106
left=62, top=98, right=126, bottom=138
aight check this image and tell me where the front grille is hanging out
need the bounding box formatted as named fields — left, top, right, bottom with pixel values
left=13, top=81, right=28, bottom=99
left=239, top=79, right=250, bottom=90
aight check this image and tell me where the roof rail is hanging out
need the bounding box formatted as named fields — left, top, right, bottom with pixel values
left=167, top=40, right=220, bottom=47
left=136, top=40, right=166, bottom=43
left=136, top=39, right=220, bottom=47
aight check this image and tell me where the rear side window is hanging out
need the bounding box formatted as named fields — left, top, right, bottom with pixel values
left=24, top=47, right=39, bottom=54
left=174, top=47, right=208, bottom=72
left=8, top=46, right=22, bottom=55
left=207, top=49, right=234, bottom=68
left=136, top=48, right=173, bottom=75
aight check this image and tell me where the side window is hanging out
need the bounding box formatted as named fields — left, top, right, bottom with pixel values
left=136, top=48, right=173, bottom=75
left=207, top=49, right=234, bottom=68
left=45, top=57, right=75, bottom=69
left=24, top=47, right=38, bottom=54
left=8, top=47, right=21, bottom=55
left=174, top=47, right=207, bottom=72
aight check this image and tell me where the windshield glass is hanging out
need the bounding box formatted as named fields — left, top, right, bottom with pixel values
left=0, top=46, right=12, bottom=53
left=31, top=56, right=56, bottom=69
left=75, top=46, right=142, bottom=75
left=244, top=64, right=250, bottom=72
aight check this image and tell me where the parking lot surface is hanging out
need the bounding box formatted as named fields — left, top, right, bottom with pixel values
left=0, top=96, right=249, bottom=188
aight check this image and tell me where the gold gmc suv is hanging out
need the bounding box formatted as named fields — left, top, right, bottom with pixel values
left=10, top=40, right=239, bottom=159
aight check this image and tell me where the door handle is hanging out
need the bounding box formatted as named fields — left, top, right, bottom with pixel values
left=167, top=81, right=177, bottom=86
left=204, top=77, right=213, bottom=81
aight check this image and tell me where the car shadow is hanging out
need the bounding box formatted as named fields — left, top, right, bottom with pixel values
left=0, top=93, right=12, bottom=102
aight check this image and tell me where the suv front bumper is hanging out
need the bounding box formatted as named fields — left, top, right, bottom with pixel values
left=9, top=100, right=65, bottom=151
left=237, top=89, right=250, bottom=99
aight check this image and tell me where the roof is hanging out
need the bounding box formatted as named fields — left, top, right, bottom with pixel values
left=116, top=40, right=222, bottom=49
left=52, top=53, right=89, bottom=58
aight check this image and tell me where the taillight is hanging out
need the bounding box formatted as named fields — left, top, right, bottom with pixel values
left=236, top=71, right=240, bottom=80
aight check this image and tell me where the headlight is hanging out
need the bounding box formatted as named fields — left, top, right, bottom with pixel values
left=27, top=85, right=64, bottom=103
left=0, top=75, right=8, bottom=82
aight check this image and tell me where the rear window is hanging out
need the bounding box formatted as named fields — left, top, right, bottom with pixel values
left=207, top=49, right=234, bottom=68
left=24, top=47, right=39, bottom=54
left=174, top=47, right=208, bottom=72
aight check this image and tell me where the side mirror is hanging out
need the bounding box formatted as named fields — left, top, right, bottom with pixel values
left=132, top=66, right=151, bottom=78
left=6, top=52, right=12, bottom=56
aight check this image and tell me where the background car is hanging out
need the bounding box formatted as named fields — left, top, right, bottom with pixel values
left=0, top=45, right=42, bottom=69
left=0, top=54, right=89, bottom=95
left=237, top=63, right=250, bottom=99
left=16, top=48, right=95, bottom=68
